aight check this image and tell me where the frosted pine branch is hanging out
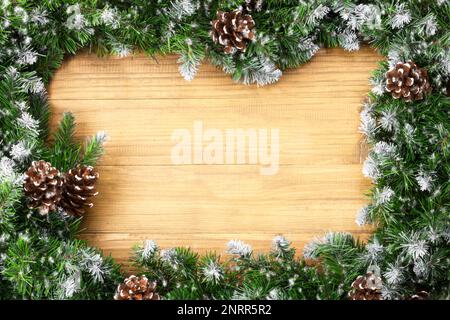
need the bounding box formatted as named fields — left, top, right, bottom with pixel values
left=178, top=50, right=201, bottom=81
left=362, top=155, right=379, bottom=180
left=307, top=5, right=330, bottom=26
left=201, top=260, right=224, bottom=283
left=272, top=235, right=291, bottom=253
left=375, top=186, right=395, bottom=205
left=355, top=206, right=370, bottom=226
left=390, top=3, right=411, bottom=29
left=10, top=141, right=31, bottom=162
left=227, top=240, right=252, bottom=257
left=379, top=108, right=398, bottom=132
left=66, top=4, right=86, bottom=30
left=100, top=7, right=119, bottom=29
left=416, top=172, right=434, bottom=192
left=17, top=112, right=39, bottom=135
left=141, top=240, right=158, bottom=259
left=165, top=0, right=197, bottom=21
left=339, top=30, right=360, bottom=51
left=241, top=56, right=282, bottom=86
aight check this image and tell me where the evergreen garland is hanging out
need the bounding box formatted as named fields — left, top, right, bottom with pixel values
left=0, top=0, right=448, bottom=300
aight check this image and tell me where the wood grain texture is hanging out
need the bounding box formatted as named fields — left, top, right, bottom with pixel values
left=48, top=47, right=382, bottom=269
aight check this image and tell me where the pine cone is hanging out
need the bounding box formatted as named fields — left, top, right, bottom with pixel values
left=60, top=165, right=99, bottom=216
left=23, top=160, right=63, bottom=215
left=349, top=271, right=382, bottom=300
left=211, top=9, right=255, bottom=54
left=114, top=275, right=161, bottom=300
left=385, top=60, right=431, bottom=102
left=408, top=291, right=429, bottom=300
left=243, top=0, right=264, bottom=13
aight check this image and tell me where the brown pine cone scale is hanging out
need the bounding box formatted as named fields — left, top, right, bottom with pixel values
left=211, top=9, right=255, bottom=54
left=349, top=271, right=382, bottom=300
left=23, top=160, right=63, bottom=215
left=385, top=60, right=431, bottom=102
left=114, top=275, right=161, bottom=300
left=60, top=165, right=99, bottom=216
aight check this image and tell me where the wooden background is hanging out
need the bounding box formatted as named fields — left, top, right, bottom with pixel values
left=48, top=47, right=381, bottom=269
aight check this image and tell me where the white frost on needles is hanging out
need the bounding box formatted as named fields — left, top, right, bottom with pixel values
left=66, top=4, right=86, bottom=30
left=379, top=108, right=398, bottom=132
left=400, top=232, right=429, bottom=262
left=415, top=172, right=434, bottom=192
left=60, top=273, right=81, bottom=299
left=178, top=51, right=200, bottom=81
left=307, top=4, right=330, bottom=26
left=339, top=30, right=360, bottom=51
left=365, top=239, right=384, bottom=262
left=302, top=238, right=321, bottom=259
left=81, top=251, right=107, bottom=283
left=272, top=235, right=290, bottom=253
left=373, top=141, right=397, bottom=157
left=141, top=240, right=157, bottom=259
left=387, top=49, right=401, bottom=68
left=112, top=43, right=132, bottom=58
left=376, top=186, right=395, bottom=206
left=298, top=37, right=320, bottom=60
left=10, top=141, right=31, bottom=162
left=390, top=3, right=411, bottom=29
left=362, top=155, right=379, bottom=180
left=384, top=264, right=403, bottom=285
left=21, top=77, right=46, bottom=94
left=359, top=105, right=377, bottom=137
left=100, top=7, right=119, bottom=29
left=422, top=15, right=437, bottom=36
left=17, top=112, right=39, bottom=135
left=201, top=260, right=223, bottom=283
left=165, top=0, right=197, bottom=21
left=242, top=56, right=282, bottom=86
left=227, top=240, right=252, bottom=257
left=30, top=8, right=49, bottom=26
left=370, top=77, right=385, bottom=96
left=0, top=157, right=20, bottom=184
left=346, top=4, right=381, bottom=30
left=160, top=248, right=179, bottom=269
left=355, top=206, right=370, bottom=226
left=17, top=48, right=38, bottom=66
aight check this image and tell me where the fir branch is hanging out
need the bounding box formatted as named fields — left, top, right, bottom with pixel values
left=81, top=131, right=108, bottom=167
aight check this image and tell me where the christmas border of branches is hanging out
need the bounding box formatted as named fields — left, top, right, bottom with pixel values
left=0, top=1, right=448, bottom=300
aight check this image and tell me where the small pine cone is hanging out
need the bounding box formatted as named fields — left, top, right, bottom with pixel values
left=243, top=0, right=264, bottom=13
left=23, top=160, right=63, bottom=215
left=349, top=272, right=382, bottom=300
left=385, top=60, right=431, bottom=102
left=408, top=291, right=429, bottom=300
left=114, top=275, right=161, bottom=300
left=211, top=9, right=255, bottom=54
left=60, top=165, right=99, bottom=216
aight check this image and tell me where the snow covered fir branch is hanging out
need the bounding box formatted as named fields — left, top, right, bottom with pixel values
left=0, top=0, right=449, bottom=300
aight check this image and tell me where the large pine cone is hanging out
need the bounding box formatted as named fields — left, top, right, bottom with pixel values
left=114, top=275, right=161, bottom=300
left=385, top=60, right=431, bottom=102
left=23, top=160, right=63, bottom=215
left=60, top=165, right=99, bottom=216
left=211, top=9, right=255, bottom=54
left=349, top=271, right=382, bottom=300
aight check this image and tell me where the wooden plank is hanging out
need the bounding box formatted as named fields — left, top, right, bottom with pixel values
left=48, top=47, right=381, bottom=268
